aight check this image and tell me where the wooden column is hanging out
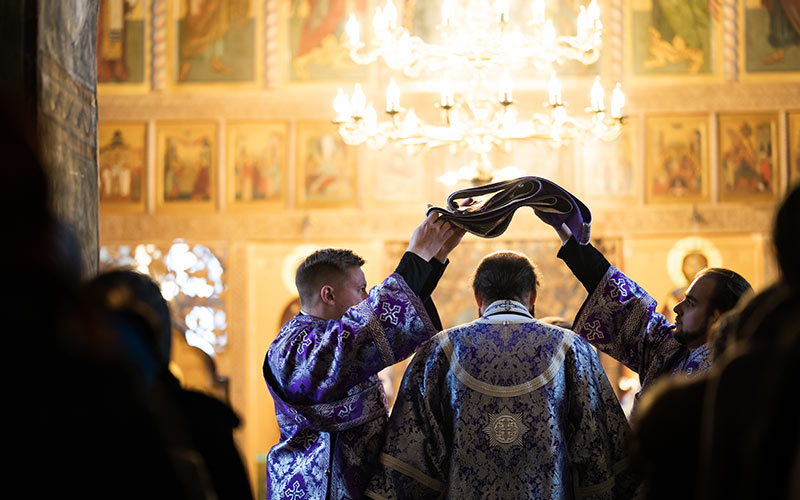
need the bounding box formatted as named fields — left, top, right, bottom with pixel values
left=0, top=0, right=99, bottom=276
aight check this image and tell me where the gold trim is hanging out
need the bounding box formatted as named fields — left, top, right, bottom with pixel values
left=379, top=453, right=445, bottom=493
left=364, top=491, right=390, bottom=500
left=438, top=330, right=573, bottom=398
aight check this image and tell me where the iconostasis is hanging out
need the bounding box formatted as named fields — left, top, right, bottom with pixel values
left=97, top=0, right=798, bottom=491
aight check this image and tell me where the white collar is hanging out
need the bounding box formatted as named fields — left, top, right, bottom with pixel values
left=480, top=299, right=534, bottom=322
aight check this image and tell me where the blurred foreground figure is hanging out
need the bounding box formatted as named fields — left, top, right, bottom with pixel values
left=632, top=184, right=800, bottom=500
left=83, top=270, right=253, bottom=500
left=366, top=251, right=640, bottom=500
left=0, top=103, right=250, bottom=499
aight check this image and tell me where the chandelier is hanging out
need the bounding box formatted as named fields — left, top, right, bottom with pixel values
left=332, top=0, right=625, bottom=185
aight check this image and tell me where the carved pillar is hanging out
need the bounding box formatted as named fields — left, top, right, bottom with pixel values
left=38, top=0, right=99, bottom=276
left=0, top=0, right=98, bottom=276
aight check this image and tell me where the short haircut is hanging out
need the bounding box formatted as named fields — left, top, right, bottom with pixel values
left=696, top=267, right=753, bottom=315
left=774, top=183, right=800, bottom=286
left=472, top=251, right=540, bottom=304
left=295, top=249, right=365, bottom=306
left=87, top=269, right=173, bottom=367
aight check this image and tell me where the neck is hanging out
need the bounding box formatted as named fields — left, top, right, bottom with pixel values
left=303, top=304, right=336, bottom=321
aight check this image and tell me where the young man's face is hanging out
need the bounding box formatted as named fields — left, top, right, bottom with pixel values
left=331, top=266, right=368, bottom=319
left=673, top=274, right=718, bottom=349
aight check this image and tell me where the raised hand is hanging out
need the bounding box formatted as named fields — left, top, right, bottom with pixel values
left=434, top=226, right=466, bottom=263
left=407, top=212, right=458, bottom=261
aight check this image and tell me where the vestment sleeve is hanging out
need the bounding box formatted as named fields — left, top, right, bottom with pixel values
left=565, top=338, right=640, bottom=500
left=265, top=273, right=438, bottom=406
left=364, top=339, right=449, bottom=500
left=557, top=237, right=610, bottom=294
left=395, top=252, right=448, bottom=330
left=393, top=252, right=448, bottom=301
left=570, top=265, right=674, bottom=375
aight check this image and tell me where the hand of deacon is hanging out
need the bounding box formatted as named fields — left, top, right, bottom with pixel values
left=407, top=211, right=461, bottom=261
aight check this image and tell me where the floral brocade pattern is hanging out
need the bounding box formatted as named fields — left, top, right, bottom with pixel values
left=572, top=266, right=712, bottom=404
left=366, top=302, right=639, bottom=500
left=264, top=274, right=438, bottom=500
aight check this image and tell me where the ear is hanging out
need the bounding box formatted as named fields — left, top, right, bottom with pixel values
left=473, top=290, right=483, bottom=310
left=707, top=308, right=721, bottom=328
left=528, top=288, right=537, bottom=308
left=320, top=284, right=336, bottom=307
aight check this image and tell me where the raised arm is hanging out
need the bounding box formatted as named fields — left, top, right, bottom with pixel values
left=554, top=228, right=673, bottom=374
left=265, top=212, right=464, bottom=406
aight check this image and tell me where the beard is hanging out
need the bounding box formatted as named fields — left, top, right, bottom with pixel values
left=672, top=323, right=707, bottom=347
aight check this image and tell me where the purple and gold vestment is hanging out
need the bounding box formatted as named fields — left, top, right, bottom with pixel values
left=572, top=265, right=711, bottom=402
left=264, top=273, right=438, bottom=500
left=366, top=300, right=639, bottom=500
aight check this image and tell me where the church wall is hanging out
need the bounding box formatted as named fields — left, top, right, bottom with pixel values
left=97, top=0, right=798, bottom=493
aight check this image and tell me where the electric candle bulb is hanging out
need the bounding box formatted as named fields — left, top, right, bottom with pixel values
left=543, top=20, right=556, bottom=45
left=532, top=0, right=545, bottom=24
left=497, top=0, right=510, bottom=23
left=351, top=84, right=366, bottom=118
left=386, top=77, right=400, bottom=113
left=577, top=6, right=589, bottom=39
left=500, top=71, right=513, bottom=103
left=373, top=7, right=386, bottom=35
left=334, top=88, right=351, bottom=121
left=587, top=0, right=600, bottom=21
left=384, top=0, right=397, bottom=29
left=547, top=70, right=562, bottom=106
left=442, top=0, right=455, bottom=27
left=441, top=77, right=454, bottom=108
left=611, top=83, right=625, bottom=118
left=590, top=76, right=604, bottom=112
left=346, top=14, right=360, bottom=45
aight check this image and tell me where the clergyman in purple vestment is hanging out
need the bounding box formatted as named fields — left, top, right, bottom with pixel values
left=542, top=219, right=752, bottom=408
left=264, top=212, right=465, bottom=500
left=366, top=251, right=640, bottom=500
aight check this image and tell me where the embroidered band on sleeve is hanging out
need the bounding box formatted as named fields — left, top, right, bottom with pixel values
left=354, top=300, right=396, bottom=366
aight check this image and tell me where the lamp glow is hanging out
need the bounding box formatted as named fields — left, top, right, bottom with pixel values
left=346, top=14, right=360, bottom=45
left=386, top=77, right=400, bottom=113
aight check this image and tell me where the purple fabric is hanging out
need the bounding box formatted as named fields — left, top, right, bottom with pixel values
left=366, top=300, right=639, bottom=499
left=573, top=266, right=712, bottom=407
left=427, top=177, right=592, bottom=243
left=264, top=273, right=438, bottom=500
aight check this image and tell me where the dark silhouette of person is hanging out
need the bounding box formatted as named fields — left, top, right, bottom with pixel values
left=631, top=183, right=800, bottom=500
left=82, top=270, right=254, bottom=500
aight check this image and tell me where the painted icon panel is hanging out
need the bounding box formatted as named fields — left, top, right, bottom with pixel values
left=226, top=121, right=288, bottom=207
left=98, top=0, right=148, bottom=91
left=718, top=113, right=780, bottom=202
left=99, top=122, right=147, bottom=213
left=156, top=122, right=217, bottom=212
left=645, top=115, right=710, bottom=204
left=295, top=121, right=358, bottom=208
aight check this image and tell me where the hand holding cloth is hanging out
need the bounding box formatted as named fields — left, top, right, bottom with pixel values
left=426, top=176, right=592, bottom=244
